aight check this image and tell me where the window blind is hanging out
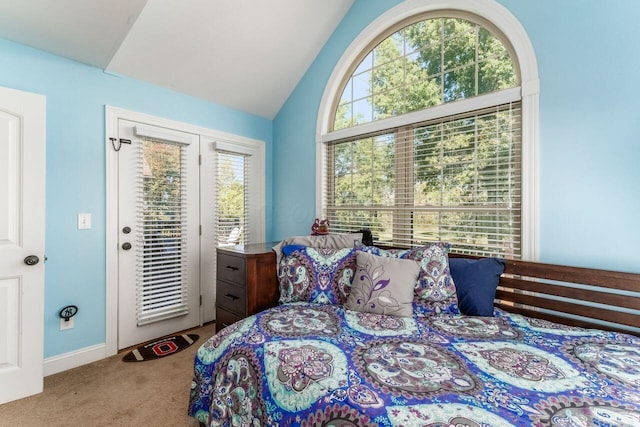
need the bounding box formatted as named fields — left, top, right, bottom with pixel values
left=324, top=101, right=521, bottom=258
left=215, top=150, right=249, bottom=247
left=136, top=138, right=190, bottom=326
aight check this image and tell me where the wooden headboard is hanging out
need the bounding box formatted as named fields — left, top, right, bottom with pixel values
left=450, top=254, right=640, bottom=336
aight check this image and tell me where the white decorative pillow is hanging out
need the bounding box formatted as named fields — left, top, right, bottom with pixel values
left=359, top=242, right=458, bottom=316
left=345, top=251, right=420, bottom=317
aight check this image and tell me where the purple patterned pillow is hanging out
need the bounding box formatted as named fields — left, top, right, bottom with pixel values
left=357, top=243, right=458, bottom=316
left=277, top=246, right=357, bottom=305
left=403, top=243, right=458, bottom=316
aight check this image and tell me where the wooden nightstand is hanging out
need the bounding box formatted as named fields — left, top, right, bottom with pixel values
left=215, top=242, right=279, bottom=331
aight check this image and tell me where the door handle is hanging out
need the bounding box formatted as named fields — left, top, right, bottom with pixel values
left=24, top=255, right=40, bottom=266
left=122, top=242, right=132, bottom=250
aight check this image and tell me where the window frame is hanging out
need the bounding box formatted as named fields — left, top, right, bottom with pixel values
left=316, top=0, right=539, bottom=260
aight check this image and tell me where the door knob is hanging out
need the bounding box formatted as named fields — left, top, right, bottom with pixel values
left=24, top=255, right=40, bottom=266
left=122, top=242, right=132, bottom=250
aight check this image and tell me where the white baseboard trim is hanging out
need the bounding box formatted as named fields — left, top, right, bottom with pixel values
left=44, top=343, right=107, bottom=377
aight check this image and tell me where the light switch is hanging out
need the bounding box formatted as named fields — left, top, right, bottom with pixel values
left=78, top=213, right=92, bottom=230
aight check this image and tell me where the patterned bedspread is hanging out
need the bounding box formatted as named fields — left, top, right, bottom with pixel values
left=188, top=303, right=640, bottom=426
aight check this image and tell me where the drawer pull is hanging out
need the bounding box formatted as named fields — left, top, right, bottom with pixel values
left=224, top=293, right=239, bottom=301
left=225, top=265, right=239, bottom=271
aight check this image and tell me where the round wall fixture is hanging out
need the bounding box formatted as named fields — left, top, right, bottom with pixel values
left=59, top=305, right=78, bottom=321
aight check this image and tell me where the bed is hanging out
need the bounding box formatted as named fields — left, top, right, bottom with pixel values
left=188, top=238, right=640, bottom=426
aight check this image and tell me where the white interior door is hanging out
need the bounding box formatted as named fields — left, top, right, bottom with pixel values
left=117, top=120, right=200, bottom=350
left=0, top=86, right=46, bottom=404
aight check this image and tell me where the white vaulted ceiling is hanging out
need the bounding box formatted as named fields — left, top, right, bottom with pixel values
left=0, top=0, right=354, bottom=119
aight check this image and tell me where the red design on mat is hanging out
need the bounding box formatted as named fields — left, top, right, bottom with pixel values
left=152, top=341, right=179, bottom=356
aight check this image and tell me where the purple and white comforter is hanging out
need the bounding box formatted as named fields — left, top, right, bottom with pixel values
left=188, top=302, right=640, bottom=426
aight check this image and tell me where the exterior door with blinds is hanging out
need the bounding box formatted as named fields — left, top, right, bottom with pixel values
left=199, top=138, right=265, bottom=324
left=117, top=120, right=200, bottom=350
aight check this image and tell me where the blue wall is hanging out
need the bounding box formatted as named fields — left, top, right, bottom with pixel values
left=3, top=0, right=640, bottom=361
left=0, top=38, right=273, bottom=358
left=273, top=0, right=640, bottom=273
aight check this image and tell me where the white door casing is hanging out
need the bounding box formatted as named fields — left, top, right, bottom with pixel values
left=116, top=120, right=200, bottom=350
left=105, top=106, right=266, bottom=356
left=0, top=86, right=46, bottom=404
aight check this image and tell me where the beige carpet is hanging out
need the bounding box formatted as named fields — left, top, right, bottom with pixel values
left=0, top=323, right=215, bottom=427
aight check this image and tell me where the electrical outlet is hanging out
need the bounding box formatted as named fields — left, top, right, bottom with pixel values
left=60, top=317, right=74, bottom=331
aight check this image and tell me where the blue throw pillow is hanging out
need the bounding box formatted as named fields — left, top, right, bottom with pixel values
left=449, top=257, right=505, bottom=316
left=281, top=244, right=307, bottom=256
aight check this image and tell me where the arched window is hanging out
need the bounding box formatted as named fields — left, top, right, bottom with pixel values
left=317, top=1, right=538, bottom=259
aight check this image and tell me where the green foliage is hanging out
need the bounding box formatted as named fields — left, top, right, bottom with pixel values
left=334, top=17, right=517, bottom=129
left=217, top=153, right=245, bottom=242
left=327, top=16, right=520, bottom=255
left=217, top=156, right=244, bottom=219
left=142, top=141, right=183, bottom=227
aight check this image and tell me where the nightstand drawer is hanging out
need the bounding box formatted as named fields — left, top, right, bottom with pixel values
left=215, top=243, right=280, bottom=333
left=217, top=253, right=246, bottom=285
left=216, top=306, right=243, bottom=331
left=217, top=279, right=246, bottom=314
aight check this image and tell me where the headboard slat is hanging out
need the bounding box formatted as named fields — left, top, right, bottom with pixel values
left=501, top=259, right=640, bottom=293
left=498, top=276, right=640, bottom=311
left=495, top=288, right=639, bottom=328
